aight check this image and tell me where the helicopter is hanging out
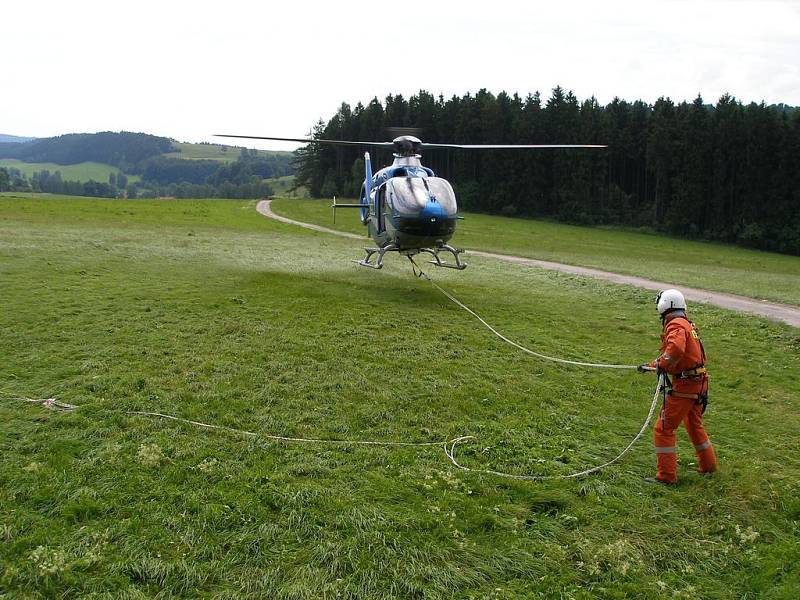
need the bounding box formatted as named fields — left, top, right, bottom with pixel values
left=217, top=133, right=606, bottom=270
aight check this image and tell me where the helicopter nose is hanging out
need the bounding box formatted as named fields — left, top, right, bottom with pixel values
left=420, top=198, right=447, bottom=222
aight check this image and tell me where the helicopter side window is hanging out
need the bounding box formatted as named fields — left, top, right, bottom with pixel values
left=376, top=184, right=387, bottom=233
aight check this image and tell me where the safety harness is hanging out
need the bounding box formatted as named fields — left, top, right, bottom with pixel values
left=663, top=318, right=709, bottom=414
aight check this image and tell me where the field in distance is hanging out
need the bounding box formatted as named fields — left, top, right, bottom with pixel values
left=1, top=195, right=798, bottom=598
left=164, top=142, right=293, bottom=162
left=0, top=158, right=139, bottom=183
left=272, top=198, right=800, bottom=306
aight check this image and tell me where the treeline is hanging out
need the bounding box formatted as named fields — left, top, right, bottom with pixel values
left=0, top=163, right=275, bottom=200
left=133, top=150, right=290, bottom=198
left=0, top=167, right=117, bottom=198
left=137, top=149, right=292, bottom=185
left=296, top=88, right=800, bottom=255
left=137, top=180, right=275, bottom=200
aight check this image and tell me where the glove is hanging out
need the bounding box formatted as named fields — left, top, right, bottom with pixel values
left=637, top=363, right=651, bottom=373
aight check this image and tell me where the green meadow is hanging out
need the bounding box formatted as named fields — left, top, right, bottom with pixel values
left=1, top=195, right=798, bottom=598
left=274, top=199, right=800, bottom=306
left=0, top=159, right=139, bottom=184
left=164, top=142, right=291, bottom=162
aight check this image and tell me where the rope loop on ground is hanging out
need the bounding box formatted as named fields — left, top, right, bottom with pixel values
left=444, top=375, right=664, bottom=480
left=5, top=380, right=662, bottom=481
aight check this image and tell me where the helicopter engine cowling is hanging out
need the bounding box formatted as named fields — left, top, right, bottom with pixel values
left=384, top=176, right=459, bottom=247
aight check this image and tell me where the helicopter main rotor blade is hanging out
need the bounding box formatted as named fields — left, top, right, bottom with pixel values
left=421, top=143, right=607, bottom=149
left=214, top=134, right=395, bottom=148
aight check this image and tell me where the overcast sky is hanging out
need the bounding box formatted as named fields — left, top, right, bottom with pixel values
left=2, top=0, right=798, bottom=150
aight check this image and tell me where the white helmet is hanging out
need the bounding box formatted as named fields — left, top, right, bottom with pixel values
left=656, top=289, right=686, bottom=316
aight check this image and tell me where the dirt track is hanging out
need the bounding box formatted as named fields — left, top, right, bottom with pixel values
left=256, top=200, right=800, bottom=328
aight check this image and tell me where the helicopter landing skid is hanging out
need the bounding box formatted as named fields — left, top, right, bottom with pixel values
left=420, top=244, right=467, bottom=270
left=353, top=244, right=398, bottom=269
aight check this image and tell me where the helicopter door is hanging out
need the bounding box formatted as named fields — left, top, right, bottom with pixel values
left=375, top=185, right=387, bottom=233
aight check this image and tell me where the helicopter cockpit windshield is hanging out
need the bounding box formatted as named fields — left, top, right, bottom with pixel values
left=386, top=177, right=457, bottom=218
left=392, top=166, right=431, bottom=178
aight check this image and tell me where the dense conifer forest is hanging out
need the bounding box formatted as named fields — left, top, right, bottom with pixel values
left=295, top=88, right=799, bottom=255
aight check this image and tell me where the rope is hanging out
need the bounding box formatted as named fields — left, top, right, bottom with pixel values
left=408, top=256, right=638, bottom=370
left=402, top=256, right=663, bottom=479
left=9, top=396, right=78, bottom=410
left=6, top=387, right=662, bottom=481
left=125, top=411, right=447, bottom=447
left=3, top=398, right=452, bottom=447
left=444, top=375, right=664, bottom=480
left=2, top=259, right=662, bottom=482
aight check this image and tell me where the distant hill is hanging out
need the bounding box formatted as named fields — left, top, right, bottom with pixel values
left=0, top=134, right=37, bottom=143
left=0, top=132, right=174, bottom=169
left=0, top=130, right=297, bottom=199
left=0, top=132, right=293, bottom=173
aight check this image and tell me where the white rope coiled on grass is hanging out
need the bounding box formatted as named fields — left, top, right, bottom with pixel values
left=10, top=396, right=78, bottom=410
left=406, top=258, right=664, bottom=479
left=444, top=375, right=664, bottom=480
left=125, top=411, right=447, bottom=447
left=6, top=379, right=662, bottom=482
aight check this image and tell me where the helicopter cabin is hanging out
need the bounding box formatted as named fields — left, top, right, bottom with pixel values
left=369, top=168, right=458, bottom=241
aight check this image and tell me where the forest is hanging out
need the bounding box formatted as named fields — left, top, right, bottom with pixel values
left=294, top=88, right=800, bottom=255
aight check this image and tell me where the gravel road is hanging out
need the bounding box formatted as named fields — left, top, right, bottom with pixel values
left=257, top=200, right=800, bottom=327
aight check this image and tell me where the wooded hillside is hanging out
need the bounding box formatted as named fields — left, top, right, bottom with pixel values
left=0, top=133, right=295, bottom=199
left=295, top=89, right=799, bottom=255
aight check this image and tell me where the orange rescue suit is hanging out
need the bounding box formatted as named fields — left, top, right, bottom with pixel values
left=649, top=311, right=718, bottom=483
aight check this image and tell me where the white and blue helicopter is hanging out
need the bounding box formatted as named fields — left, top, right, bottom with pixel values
left=218, top=133, right=605, bottom=270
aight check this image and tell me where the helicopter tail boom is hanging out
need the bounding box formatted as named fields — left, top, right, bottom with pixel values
left=331, top=196, right=368, bottom=224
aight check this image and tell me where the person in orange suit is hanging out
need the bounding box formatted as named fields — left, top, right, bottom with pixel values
left=638, top=289, right=718, bottom=484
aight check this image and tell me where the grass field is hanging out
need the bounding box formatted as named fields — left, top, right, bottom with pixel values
left=0, top=159, right=139, bottom=184
left=272, top=199, right=800, bottom=307
left=1, top=195, right=798, bottom=598
left=164, top=142, right=293, bottom=162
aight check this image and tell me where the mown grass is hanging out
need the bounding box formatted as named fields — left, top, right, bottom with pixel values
left=273, top=199, right=800, bottom=306
left=0, top=159, right=139, bottom=184
left=1, top=195, right=798, bottom=598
